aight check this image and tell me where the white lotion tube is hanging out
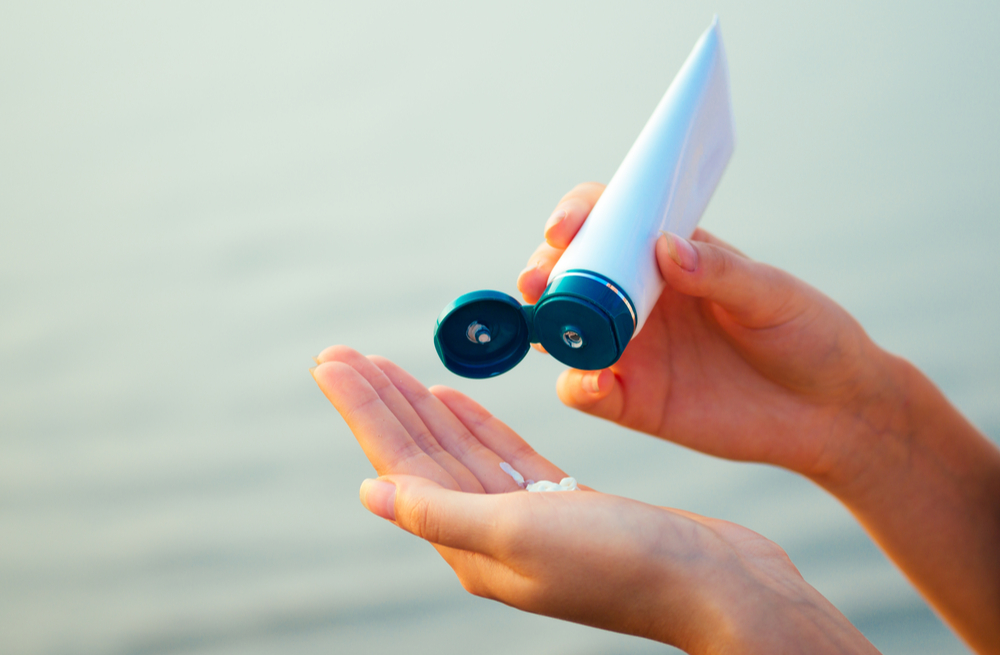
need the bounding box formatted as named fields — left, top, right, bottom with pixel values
left=547, top=16, right=735, bottom=335
left=432, top=17, right=736, bottom=377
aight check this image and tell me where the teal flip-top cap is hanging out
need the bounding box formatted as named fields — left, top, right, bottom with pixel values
left=434, top=272, right=636, bottom=378
left=434, top=290, right=533, bottom=378
left=533, top=270, right=636, bottom=371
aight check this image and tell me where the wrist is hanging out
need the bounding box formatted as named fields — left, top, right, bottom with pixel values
left=672, top=547, right=877, bottom=654
left=805, top=341, right=920, bottom=499
left=722, top=583, right=879, bottom=654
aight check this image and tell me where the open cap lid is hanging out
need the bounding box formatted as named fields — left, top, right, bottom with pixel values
left=433, top=290, right=532, bottom=379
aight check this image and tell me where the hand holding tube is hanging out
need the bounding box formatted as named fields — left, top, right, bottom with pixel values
left=521, top=182, right=889, bottom=486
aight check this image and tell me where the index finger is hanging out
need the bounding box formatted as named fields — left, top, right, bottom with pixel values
left=544, top=181, right=605, bottom=249
left=312, top=361, right=460, bottom=491
left=428, top=385, right=569, bottom=487
left=517, top=182, right=606, bottom=303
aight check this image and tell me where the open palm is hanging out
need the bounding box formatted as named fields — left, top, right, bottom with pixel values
left=311, top=345, right=876, bottom=653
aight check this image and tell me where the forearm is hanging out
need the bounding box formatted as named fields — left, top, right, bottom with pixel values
left=816, top=353, right=1000, bottom=654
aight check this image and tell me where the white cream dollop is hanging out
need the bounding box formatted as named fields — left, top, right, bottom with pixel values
left=526, top=477, right=578, bottom=492
left=499, top=462, right=577, bottom=492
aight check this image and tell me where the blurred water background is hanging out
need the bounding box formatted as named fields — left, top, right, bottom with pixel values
left=2, top=2, right=999, bottom=654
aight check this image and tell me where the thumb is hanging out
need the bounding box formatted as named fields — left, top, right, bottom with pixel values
left=656, top=232, right=804, bottom=329
left=359, top=475, right=509, bottom=555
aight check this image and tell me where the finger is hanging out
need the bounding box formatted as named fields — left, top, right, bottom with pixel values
left=518, top=183, right=607, bottom=304
left=361, top=477, right=532, bottom=599
left=316, top=346, right=483, bottom=492
left=543, top=182, right=606, bottom=249
left=656, top=233, right=807, bottom=329
left=429, top=386, right=567, bottom=485
left=516, top=242, right=563, bottom=304
left=554, top=368, right=626, bottom=423
left=359, top=479, right=525, bottom=599
left=360, top=475, right=514, bottom=555
left=690, top=227, right=746, bottom=257
left=370, top=356, right=522, bottom=493
left=312, top=360, right=461, bottom=490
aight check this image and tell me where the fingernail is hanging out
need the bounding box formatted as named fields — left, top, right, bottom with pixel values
left=544, top=208, right=567, bottom=233
left=664, top=232, right=699, bottom=272
left=308, top=365, right=317, bottom=376
left=582, top=370, right=602, bottom=394
left=313, top=356, right=321, bottom=365
left=360, top=479, right=396, bottom=521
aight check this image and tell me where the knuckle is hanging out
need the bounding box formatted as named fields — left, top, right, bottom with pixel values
left=711, top=247, right=734, bottom=279
left=449, top=429, right=482, bottom=459
left=510, top=442, right=539, bottom=466
left=403, top=494, right=438, bottom=543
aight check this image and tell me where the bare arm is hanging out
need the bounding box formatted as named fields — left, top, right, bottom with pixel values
left=521, top=182, right=1000, bottom=652
left=821, top=356, right=1000, bottom=654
